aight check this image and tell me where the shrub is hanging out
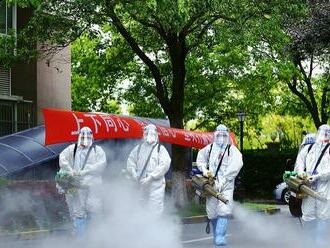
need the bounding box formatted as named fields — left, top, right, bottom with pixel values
left=237, top=149, right=297, bottom=199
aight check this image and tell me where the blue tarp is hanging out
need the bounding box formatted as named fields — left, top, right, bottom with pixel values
left=0, top=126, right=70, bottom=177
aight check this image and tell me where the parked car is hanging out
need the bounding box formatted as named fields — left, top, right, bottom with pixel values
left=273, top=181, right=290, bottom=204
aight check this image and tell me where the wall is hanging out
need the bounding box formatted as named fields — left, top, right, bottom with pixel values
left=37, top=46, right=71, bottom=124
left=10, top=8, right=37, bottom=127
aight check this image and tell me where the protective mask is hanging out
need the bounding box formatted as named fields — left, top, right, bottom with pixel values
left=145, top=133, right=157, bottom=144
left=215, top=137, right=227, bottom=146
left=316, top=125, right=330, bottom=144
left=81, top=135, right=92, bottom=147
left=78, top=127, right=93, bottom=147
left=214, top=131, right=229, bottom=147
left=143, top=124, right=158, bottom=145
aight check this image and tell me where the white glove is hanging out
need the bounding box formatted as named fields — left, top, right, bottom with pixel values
left=140, top=176, right=153, bottom=185
left=297, top=171, right=307, bottom=180
left=72, top=170, right=82, bottom=179
left=203, top=169, right=213, bottom=178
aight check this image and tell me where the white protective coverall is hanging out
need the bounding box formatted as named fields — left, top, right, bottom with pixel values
left=298, top=133, right=316, bottom=153
left=197, top=129, right=243, bottom=218
left=295, top=125, right=330, bottom=222
left=126, top=124, right=171, bottom=214
left=294, top=133, right=316, bottom=171
left=58, top=127, right=107, bottom=222
left=197, top=124, right=243, bottom=246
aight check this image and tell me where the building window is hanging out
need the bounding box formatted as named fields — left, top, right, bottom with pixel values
left=0, top=1, right=15, bottom=96
left=0, top=1, right=16, bottom=35
left=0, top=65, right=11, bottom=96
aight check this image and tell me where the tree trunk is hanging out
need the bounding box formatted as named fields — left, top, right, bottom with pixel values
left=311, top=109, right=322, bottom=129
left=165, top=38, right=189, bottom=208
left=288, top=76, right=322, bottom=129
left=109, top=10, right=191, bottom=208
left=169, top=117, right=189, bottom=208
left=171, top=170, right=188, bottom=208
left=320, top=87, right=329, bottom=125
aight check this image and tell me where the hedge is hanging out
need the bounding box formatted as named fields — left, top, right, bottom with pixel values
left=237, top=149, right=297, bottom=199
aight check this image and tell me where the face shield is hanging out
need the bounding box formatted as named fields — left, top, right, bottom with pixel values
left=214, top=124, right=230, bottom=146
left=77, top=127, right=94, bottom=147
left=143, top=124, right=159, bottom=145
left=316, top=124, right=330, bottom=144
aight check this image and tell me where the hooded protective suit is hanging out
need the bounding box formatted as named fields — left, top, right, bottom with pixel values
left=126, top=124, right=171, bottom=214
left=299, top=133, right=316, bottom=153
left=294, top=133, right=316, bottom=171
left=58, top=127, right=107, bottom=234
left=196, top=124, right=243, bottom=246
left=295, top=125, right=330, bottom=221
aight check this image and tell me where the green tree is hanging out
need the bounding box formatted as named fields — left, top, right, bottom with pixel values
left=285, top=0, right=330, bottom=128
left=244, top=0, right=330, bottom=128
left=8, top=0, right=305, bottom=206
left=71, top=34, right=121, bottom=113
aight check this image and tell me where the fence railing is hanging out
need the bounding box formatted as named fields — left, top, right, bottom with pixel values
left=0, top=99, right=35, bottom=136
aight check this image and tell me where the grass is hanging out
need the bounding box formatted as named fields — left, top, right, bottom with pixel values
left=0, top=220, right=71, bottom=234
left=177, top=201, right=206, bottom=217
left=242, top=202, right=277, bottom=211
left=178, top=201, right=277, bottom=217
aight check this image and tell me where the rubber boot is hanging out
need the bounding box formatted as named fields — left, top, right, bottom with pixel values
left=211, top=219, right=217, bottom=242
left=302, top=219, right=317, bottom=247
left=73, top=217, right=88, bottom=236
left=315, top=220, right=328, bottom=247
left=215, top=217, right=228, bottom=246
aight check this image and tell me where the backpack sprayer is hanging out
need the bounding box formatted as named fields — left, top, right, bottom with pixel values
left=283, top=171, right=327, bottom=202
left=191, top=166, right=228, bottom=204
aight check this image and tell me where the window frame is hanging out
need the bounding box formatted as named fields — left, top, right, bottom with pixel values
left=0, top=1, right=17, bottom=36
left=0, top=66, right=11, bottom=96
left=0, top=2, right=16, bottom=96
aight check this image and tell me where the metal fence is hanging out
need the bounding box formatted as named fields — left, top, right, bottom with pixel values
left=0, top=100, right=35, bottom=136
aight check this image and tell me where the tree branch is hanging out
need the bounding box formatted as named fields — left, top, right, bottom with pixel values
left=186, top=14, right=235, bottom=52
left=107, top=6, right=170, bottom=113
left=191, top=119, right=209, bottom=131
left=288, top=76, right=320, bottom=127
left=179, top=11, right=206, bottom=38
left=186, top=17, right=217, bottom=52
left=308, top=52, right=314, bottom=79
left=321, top=86, right=330, bottom=124
left=188, top=13, right=235, bottom=36
left=296, top=58, right=319, bottom=119
left=128, top=12, right=168, bottom=41
left=287, top=77, right=312, bottom=110
left=297, top=60, right=308, bottom=82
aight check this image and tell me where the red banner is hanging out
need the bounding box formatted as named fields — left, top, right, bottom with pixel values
left=43, top=108, right=236, bottom=149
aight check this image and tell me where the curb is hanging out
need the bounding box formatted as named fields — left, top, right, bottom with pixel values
left=257, top=208, right=281, bottom=215
left=182, top=215, right=208, bottom=224
left=0, top=228, right=69, bottom=241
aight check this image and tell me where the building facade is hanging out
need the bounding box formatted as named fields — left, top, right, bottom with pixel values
left=0, top=2, right=71, bottom=136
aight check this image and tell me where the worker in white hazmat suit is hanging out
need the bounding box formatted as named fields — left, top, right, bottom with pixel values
left=295, top=124, right=330, bottom=246
left=196, top=124, right=243, bottom=246
left=57, top=126, right=107, bottom=235
left=126, top=124, right=171, bottom=214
